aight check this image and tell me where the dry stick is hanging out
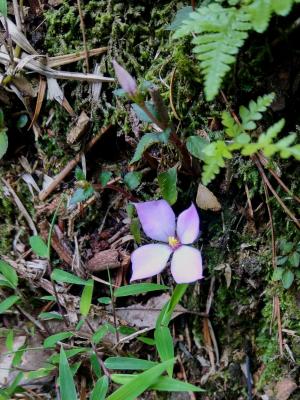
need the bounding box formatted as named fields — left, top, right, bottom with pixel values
left=39, top=125, right=111, bottom=201
left=257, top=153, right=300, bottom=205
left=77, top=0, right=89, bottom=73
left=220, top=91, right=300, bottom=229
left=1, top=178, right=37, bottom=234
left=12, top=0, right=22, bottom=31
left=254, top=156, right=300, bottom=229
left=85, top=319, right=111, bottom=378
left=261, top=172, right=284, bottom=356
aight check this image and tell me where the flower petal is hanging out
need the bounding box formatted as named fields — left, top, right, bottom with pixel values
left=112, top=60, right=137, bottom=97
left=171, top=246, right=203, bottom=283
left=134, top=200, right=176, bottom=242
left=176, top=203, right=200, bottom=244
left=130, top=244, right=172, bottom=281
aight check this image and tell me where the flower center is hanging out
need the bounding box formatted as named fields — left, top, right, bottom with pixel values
left=168, top=236, right=180, bottom=250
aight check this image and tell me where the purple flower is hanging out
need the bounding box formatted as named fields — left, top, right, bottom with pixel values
left=131, top=200, right=203, bottom=284
left=112, top=60, right=137, bottom=97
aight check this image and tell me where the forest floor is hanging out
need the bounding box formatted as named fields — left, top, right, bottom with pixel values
left=0, top=1, right=300, bottom=399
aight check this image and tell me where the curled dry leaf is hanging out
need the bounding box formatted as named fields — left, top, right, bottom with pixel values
left=87, top=249, right=130, bottom=272
left=196, top=183, right=221, bottom=212
left=115, top=293, right=186, bottom=330
left=275, top=378, right=297, bottom=400
left=67, top=111, right=90, bottom=144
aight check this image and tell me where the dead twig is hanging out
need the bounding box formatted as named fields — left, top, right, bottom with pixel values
left=257, top=152, right=300, bottom=205
left=39, top=125, right=112, bottom=201
left=1, top=178, right=37, bottom=235
left=77, top=0, right=89, bottom=73
left=254, top=156, right=300, bottom=229
left=261, top=165, right=284, bottom=356
left=48, top=47, right=107, bottom=68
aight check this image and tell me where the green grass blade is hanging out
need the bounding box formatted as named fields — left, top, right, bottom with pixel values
left=59, top=347, right=77, bottom=400
left=106, top=358, right=175, bottom=400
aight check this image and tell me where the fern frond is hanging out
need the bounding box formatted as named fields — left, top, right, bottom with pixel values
left=272, top=0, right=294, bottom=16
left=239, top=93, right=275, bottom=130
left=202, top=141, right=233, bottom=185
left=174, top=4, right=251, bottom=101
left=222, top=93, right=275, bottom=137
left=173, top=1, right=298, bottom=99
left=241, top=119, right=299, bottom=159
left=247, top=0, right=272, bottom=33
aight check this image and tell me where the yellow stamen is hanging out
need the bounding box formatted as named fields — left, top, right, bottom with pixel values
left=168, top=236, right=180, bottom=249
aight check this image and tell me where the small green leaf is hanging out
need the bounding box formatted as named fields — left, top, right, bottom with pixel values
left=38, top=312, right=63, bottom=321
left=113, top=88, right=127, bottom=97
left=59, top=347, right=77, bottom=400
left=16, top=115, right=28, bottom=129
left=0, top=295, right=20, bottom=314
left=97, top=297, right=111, bottom=305
left=44, top=332, right=74, bottom=349
left=289, top=252, right=300, bottom=267
left=132, top=102, right=158, bottom=123
left=99, top=171, right=112, bottom=186
left=0, top=260, right=18, bottom=288
left=90, top=376, right=109, bottom=400
left=80, top=279, right=94, bottom=316
left=130, top=133, right=160, bottom=164
left=12, top=345, right=26, bottom=367
left=29, top=235, right=49, bottom=258
left=48, top=348, right=87, bottom=364
left=154, top=326, right=174, bottom=376
left=158, top=167, right=178, bottom=205
left=70, top=186, right=94, bottom=205
left=51, top=269, right=89, bottom=286
left=276, top=255, right=288, bottom=266
left=124, top=171, right=142, bottom=190
left=111, top=374, right=204, bottom=392
left=104, top=357, right=157, bottom=371
left=137, top=336, right=156, bottom=345
left=272, top=267, right=283, bottom=281
left=114, top=283, right=168, bottom=297
left=114, top=283, right=169, bottom=297
left=26, top=366, right=55, bottom=381
left=5, top=329, right=14, bottom=351
left=75, top=167, right=86, bottom=180
left=0, top=131, right=8, bottom=159
left=106, top=358, right=175, bottom=400
left=167, top=6, right=193, bottom=30
left=40, top=295, right=56, bottom=301
left=186, top=136, right=209, bottom=160
left=130, top=218, right=141, bottom=244
left=281, top=270, right=294, bottom=289
left=118, top=326, right=136, bottom=335
left=0, top=0, right=7, bottom=17
left=90, top=352, right=102, bottom=378
left=92, top=324, right=115, bottom=344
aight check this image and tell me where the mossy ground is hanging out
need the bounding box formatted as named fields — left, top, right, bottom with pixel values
left=0, top=0, right=300, bottom=398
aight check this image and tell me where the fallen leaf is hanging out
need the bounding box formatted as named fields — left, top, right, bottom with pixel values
left=196, top=184, right=221, bottom=211
left=115, top=293, right=186, bottom=330
left=0, top=336, right=26, bottom=386
left=275, top=378, right=297, bottom=400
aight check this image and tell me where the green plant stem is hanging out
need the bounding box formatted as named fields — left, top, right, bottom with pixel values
left=106, top=267, right=119, bottom=343
left=138, top=101, right=192, bottom=171
left=46, top=196, right=69, bottom=327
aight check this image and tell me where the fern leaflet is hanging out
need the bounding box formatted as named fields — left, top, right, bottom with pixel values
left=174, top=4, right=251, bottom=101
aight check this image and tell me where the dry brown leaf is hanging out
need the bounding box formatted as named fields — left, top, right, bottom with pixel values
left=115, top=293, right=186, bottom=330
left=275, top=378, right=297, bottom=400
left=196, top=183, right=221, bottom=211
left=67, top=111, right=90, bottom=144
left=0, top=336, right=26, bottom=386
left=28, top=77, right=47, bottom=130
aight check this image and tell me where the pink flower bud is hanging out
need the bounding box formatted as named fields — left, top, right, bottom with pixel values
left=112, top=60, right=137, bottom=97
